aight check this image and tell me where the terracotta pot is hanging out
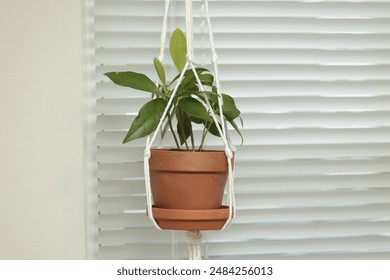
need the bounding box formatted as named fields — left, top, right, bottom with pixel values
left=149, top=149, right=229, bottom=210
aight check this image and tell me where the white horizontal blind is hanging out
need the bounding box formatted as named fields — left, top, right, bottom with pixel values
left=89, top=0, right=390, bottom=259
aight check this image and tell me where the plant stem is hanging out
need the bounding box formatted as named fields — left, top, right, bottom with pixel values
left=177, top=109, right=189, bottom=150
left=189, top=119, right=195, bottom=151
left=199, top=124, right=210, bottom=151
left=167, top=112, right=180, bottom=149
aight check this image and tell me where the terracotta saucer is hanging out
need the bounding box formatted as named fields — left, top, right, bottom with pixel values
left=149, top=206, right=232, bottom=230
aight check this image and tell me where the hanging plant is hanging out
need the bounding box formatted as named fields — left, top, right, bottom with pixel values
left=103, top=24, right=239, bottom=241
left=104, top=28, right=242, bottom=151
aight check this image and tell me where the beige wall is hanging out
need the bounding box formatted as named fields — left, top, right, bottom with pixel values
left=0, top=1, right=86, bottom=259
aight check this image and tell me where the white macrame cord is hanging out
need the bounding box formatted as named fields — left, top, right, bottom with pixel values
left=144, top=0, right=236, bottom=259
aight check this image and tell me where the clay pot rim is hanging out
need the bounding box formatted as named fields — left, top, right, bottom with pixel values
left=150, top=148, right=227, bottom=154
left=149, top=148, right=230, bottom=173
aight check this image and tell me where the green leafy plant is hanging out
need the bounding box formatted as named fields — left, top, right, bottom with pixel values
left=104, top=28, right=242, bottom=151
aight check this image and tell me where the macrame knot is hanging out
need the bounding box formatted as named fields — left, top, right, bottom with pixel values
left=186, top=53, right=195, bottom=64
left=185, top=230, right=203, bottom=244
left=225, top=147, right=234, bottom=159
left=144, top=148, right=151, bottom=159
left=157, top=54, right=164, bottom=63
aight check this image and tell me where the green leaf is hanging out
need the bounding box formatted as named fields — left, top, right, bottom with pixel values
left=176, top=108, right=192, bottom=146
left=227, top=118, right=244, bottom=146
left=178, top=97, right=213, bottom=124
left=199, top=73, right=214, bottom=87
left=170, top=28, right=187, bottom=73
left=207, top=121, right=222, bottom=137
left=104, top=71, right=162, bottom=96
left=169, top=67, right=209, bottom=86
left=177, top=69, right=211, bottom=94
left=188, top=91, right=241, bottom=121
left=122, top=99, right=167, bottom=143
left=176, top=72, right=214, bottom=92
left=177, top=72, right=197, bottom=93
left=222, top=94, right=241, bottom=120
left=239, top=115, right=244, bottom=128
left=206, top=118, right=243, bottom=145
left=173, top=90, right=192, bottom=104
left=153, top=57, right=166, bottom=86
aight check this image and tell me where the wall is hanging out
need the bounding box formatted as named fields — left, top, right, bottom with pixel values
left=0, top=1, right=86, bottom=259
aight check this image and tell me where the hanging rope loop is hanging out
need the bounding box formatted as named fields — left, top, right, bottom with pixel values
left=144, top=0, right=236, bottom=234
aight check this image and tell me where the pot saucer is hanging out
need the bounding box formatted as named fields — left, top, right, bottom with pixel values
left=149, top=206, right=232, bottom=230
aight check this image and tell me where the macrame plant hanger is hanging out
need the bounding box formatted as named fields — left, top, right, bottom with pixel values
left=144, top=0, right=236, bottom=260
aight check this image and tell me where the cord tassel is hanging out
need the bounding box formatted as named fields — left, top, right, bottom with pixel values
left=185, top=231, right=203, bottom=260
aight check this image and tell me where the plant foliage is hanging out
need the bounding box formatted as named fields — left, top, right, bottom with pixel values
left=104, top=28, right=242, bottom=151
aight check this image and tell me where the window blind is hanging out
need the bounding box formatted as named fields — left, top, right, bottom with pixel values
left=88, top=0, right=390, bottom=259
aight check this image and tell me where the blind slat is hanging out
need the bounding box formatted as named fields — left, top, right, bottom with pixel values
left=96, top=96, right=390, bottom=114
left=210, top=251, right=390, bottom=260
left=98, top=221, right=390, bottom=247
left=96, top=80, right=390, bottom=98
left=97, top=236, right=390, bottom=259
left=97, top=112, right=390, bottom=131
left=94, top=16, right=390, bottom=33
left=97, top=158, right=390, bottom=179
left=94, top=1, right=390, bottom=18
left=205, top=236, right=390, bottom=257
left=95, top=32, right=390, bottom=49
left=97, top=143, right=390, bottom=162
left=97, top=64, right=390, bottom=81
left=97, top=173, right=390, bottom=196
left=96, top=48, right=390, bottom=65
left=97, top=128, right=390, bottom=146
left=96, top=189, right=390, bottom=213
